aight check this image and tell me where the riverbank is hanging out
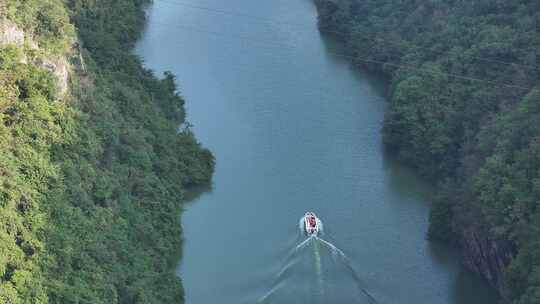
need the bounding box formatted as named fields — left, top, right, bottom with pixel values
left=312, top=0, right=539, bottom=301
left=0, top=1, right=213, bottom=302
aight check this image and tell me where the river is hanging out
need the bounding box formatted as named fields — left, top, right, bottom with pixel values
left=135, top=0, right=497, bottom=303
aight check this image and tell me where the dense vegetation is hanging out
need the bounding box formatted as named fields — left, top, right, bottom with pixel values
left=1, top=0, right=214, bottom=303
left=314, top=0, right=539, bottom=302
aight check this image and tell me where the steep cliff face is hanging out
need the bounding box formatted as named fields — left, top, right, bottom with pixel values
left=0, top=18, right=24, bottom=46
left=35, top=55, right=70, bottom=94
left=457, top=227, right=515, bottom=299
left=0, top=15, right=70, bottom=95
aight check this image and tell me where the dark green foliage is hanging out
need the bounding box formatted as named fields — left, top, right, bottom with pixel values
left=428, top=181, right=457, bottom=243
left=315, top=0, right=539, bottom=302
left=1, top=0, right=213, bottom=303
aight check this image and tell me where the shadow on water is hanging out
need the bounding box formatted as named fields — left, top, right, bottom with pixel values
left=382, top=152, right=435, bottom=202
left=384, top=148, right=499, bottom=302
left=428, top=241, right=500, bottom=304
left=385, top=153, right=498, bottom=302
left=318, top=33, right=389, bottom=97
left=183, top=184, right=213, bottom=204
left=452, top=269, right=500, bottom=304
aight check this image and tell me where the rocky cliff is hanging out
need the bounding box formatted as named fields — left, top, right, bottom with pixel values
left=457, top=227, right=515, bottom=299
left=0, top=15, right=70, bottom=95
left=0, top=18, right=24, bottom=46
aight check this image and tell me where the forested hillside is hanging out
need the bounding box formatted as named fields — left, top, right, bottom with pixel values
left=314, top=0, right=540, bottom=302
left=0, top=0, right=214, bottom=303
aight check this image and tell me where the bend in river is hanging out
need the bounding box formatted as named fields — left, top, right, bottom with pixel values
left=136, top=0, right=497, bottom=303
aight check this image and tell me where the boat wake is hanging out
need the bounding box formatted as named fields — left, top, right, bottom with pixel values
left=258, top=234, right=377, bottom=304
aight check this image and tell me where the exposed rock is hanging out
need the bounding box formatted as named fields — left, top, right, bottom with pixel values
left=36, top=56, right=70, bottom=95
left=28, top=38, right=39, bottom=50
left=0, top=18, right=24, bottom=47
left=0, top=15, right=70, bottom=95
left=71, top=42, right=86, bottom=73
left=458, top=227, right=516, bottom=302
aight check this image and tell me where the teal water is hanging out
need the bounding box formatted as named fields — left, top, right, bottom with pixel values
left=135, top=0, right=498, bottom=303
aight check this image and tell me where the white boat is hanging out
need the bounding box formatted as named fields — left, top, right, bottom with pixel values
left=303, top=212, right=321, bottom=236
